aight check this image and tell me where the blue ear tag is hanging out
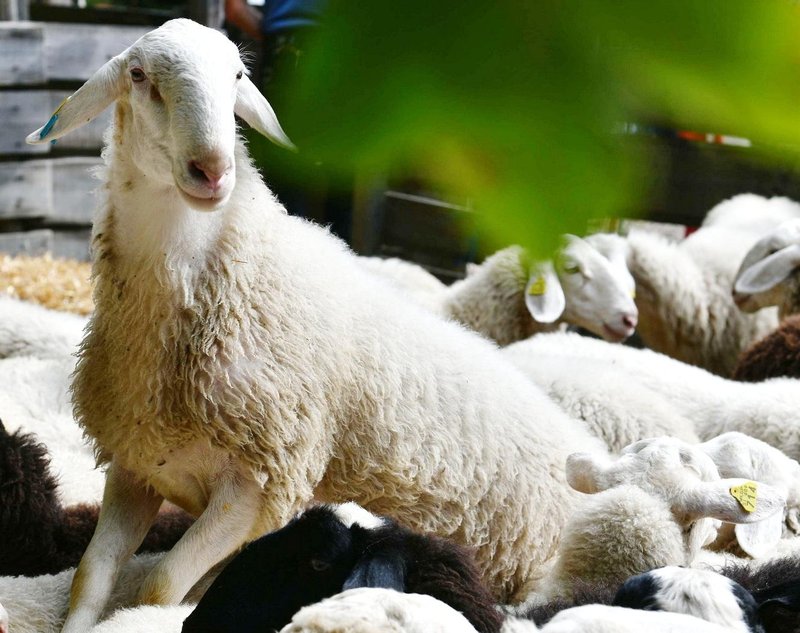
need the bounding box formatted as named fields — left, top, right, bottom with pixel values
left=39, top=96, right=69, bottom=140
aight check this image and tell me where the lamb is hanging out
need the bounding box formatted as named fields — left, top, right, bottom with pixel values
left=0, top=296, right=86, bottom=361
left=527, top=436, right=785, bottom=605
left=624, top=194, right=800, bottom=375
left=26, top=18, right=606, bottom=630
left=365, top=234, right=638, bottom=347
left=181, top=501, right=502, bottom=633
left=503, top=331, right=800, bottom=463
left=698, top=432, right=800, bottom=558
left=0, top=421, right=194, bottom=576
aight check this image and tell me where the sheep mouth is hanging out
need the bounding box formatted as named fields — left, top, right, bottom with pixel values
left=602, top=323, right=633, bottom=343
left=176, top=184, right=229, bottom=212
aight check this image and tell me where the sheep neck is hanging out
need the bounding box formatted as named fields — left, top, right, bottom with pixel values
left=100, top=103, right=236, bottom=304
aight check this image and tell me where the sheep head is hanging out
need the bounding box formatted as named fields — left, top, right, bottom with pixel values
left=733, top=218, right=800, bottom=318
left=26, top=19, right=293, bottom=212
left=556, top=233, right=638, bottom=342
left=567, top=436, right=786, bottom=559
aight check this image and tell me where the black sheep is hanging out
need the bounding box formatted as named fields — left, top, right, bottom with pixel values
left=0, top=419, right=195, bottom=576
left=181, top=502, right=503, bottom=633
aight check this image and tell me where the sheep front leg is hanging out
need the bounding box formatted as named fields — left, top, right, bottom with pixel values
left=135, top=463, right=269, bottom=607
left=61, top=460, right=164, bottom=633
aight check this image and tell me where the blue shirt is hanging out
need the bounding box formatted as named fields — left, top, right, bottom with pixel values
left=262, top=0, right=327, bottom=34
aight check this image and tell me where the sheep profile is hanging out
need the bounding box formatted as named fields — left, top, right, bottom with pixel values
left=368, top=234, right=638, bottom=347
left=26, top=18, right=605, bottom=631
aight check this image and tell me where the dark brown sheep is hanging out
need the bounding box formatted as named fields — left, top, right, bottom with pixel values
left=733, top=315, right=800, bottom=382
left=0, top=420, right=194, bottom=576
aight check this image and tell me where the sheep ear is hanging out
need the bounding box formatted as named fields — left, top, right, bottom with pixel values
left=342, top=554, right=406, bottom=592
left=734, top=244, right=800, bottom=295
left=525, top=261, right=565, bottom=324
left=27, top=56, right=123, bottom=144
left=680, top=479, right=785, bottom=524
left=566, top=452, right=610, bottom=494
left=734, top=512, right=784, bottom=558
left=235, top=75, right=296, bottom=150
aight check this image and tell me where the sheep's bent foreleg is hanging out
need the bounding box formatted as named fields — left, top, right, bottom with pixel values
left=61, top=461, right=164, bottom=633
left=135, top=462, right=267, bottom=607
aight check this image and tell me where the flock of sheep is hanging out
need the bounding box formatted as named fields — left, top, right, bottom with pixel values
left=3, top=16, right=800, bottom=633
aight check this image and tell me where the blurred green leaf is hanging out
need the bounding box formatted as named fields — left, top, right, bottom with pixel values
left=280, top=0, right=800, bottom=257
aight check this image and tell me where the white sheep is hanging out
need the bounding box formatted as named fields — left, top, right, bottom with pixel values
left=0, top=354, right=104, bottom=506
left=26, top=18, right=606, bottom=630
left=526, top=437, right=785, bottom=606
left=503, top=352, right=699, bottom=453
left=504, top=331, right=800, bottom=463
left=732, top=218, right=800, bottom=319
left=699, top=432, right=800, bottom=558
left=356, top=256, right=447, bottom=313
left=625, top=194, right=800, bottom=375
left=281, top=588, right=480, bottom=633
left=88, top=606, right=193, bottom=633
left=0, top=296, right=86, bottom=361
left=360, top=235, right=638, bottom=347
left=0, top=554, right=215, bottom=633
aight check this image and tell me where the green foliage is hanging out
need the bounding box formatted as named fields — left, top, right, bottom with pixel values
left=281, top=0, right=800, bottom=256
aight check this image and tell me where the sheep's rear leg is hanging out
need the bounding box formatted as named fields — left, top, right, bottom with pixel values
left=135, top=463, right=268, bottom=606
left=61, top=461, right=164, bottom=633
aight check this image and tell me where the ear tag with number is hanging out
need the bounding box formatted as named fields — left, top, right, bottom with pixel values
left=730, top=481, right=758, bottom=513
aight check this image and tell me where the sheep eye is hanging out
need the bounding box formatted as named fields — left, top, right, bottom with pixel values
left=562, top=264, right=581, bottom=275
left=310, top=559, right=331, bottom=572
left=130, top=68, right=146, bottom=83
left=236, top=70, right=244, bottom=80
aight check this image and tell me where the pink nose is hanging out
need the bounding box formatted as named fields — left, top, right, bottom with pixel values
left=188, top=158, right=229, bottom=191
left=621, top=313, right=637, bottom=329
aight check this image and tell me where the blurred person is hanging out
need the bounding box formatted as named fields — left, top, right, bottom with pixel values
left=224, top=0, right=352, bottom=241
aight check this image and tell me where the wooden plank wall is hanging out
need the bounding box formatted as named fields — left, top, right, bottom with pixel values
left=0, top=20, right=149, bottom=260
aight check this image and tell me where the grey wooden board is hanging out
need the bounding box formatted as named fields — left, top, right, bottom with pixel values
left=0, top=22, right=44, bottom=85
left=0, top=91, right=51, bottom=155
left=0, top=159, right=51, bottom=218
left=0, top=90, right=111, bottom=154
left=0, top=157, right=101, bottom=223
left=43, top=22, right=151, bottom=81
left=50, top=156, right=102, bottom=224
left=51, top=228, right=91, bottom=261
left=0, top=229, right=53, bottom=256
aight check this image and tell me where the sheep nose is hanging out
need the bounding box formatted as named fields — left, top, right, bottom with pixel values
left=621, top=313, right=637, bottom=329
left=188, top=158, right=230, bottom=191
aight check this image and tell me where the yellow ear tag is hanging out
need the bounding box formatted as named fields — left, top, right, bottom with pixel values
left=630, top=289, right=637, bottom=299
left=528, top=276, right=547, bottom=296
left=730, top=481, right=758, bottom=513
